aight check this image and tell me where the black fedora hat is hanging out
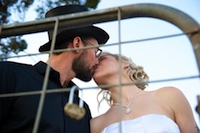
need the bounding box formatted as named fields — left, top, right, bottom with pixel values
left=39, top=5, right=109, bottom=52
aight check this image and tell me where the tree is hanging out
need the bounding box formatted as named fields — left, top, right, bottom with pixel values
left=0, top=0, right=100, bottom=60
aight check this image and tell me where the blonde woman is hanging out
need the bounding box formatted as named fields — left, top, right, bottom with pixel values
left=90, top=52, right=198, bottom=133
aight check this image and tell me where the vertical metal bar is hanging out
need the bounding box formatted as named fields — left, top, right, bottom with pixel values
left=0, top=25, right=2, bottom=35
left=32, top=18, right=59, bottom=133
left=117, top=7, right=123, bottom=133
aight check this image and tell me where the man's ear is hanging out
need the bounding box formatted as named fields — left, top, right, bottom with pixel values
left=72, top=36, right=82, bottom=53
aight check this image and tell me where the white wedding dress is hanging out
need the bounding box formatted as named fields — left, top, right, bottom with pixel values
left=101, top=114, right=180, bottom=133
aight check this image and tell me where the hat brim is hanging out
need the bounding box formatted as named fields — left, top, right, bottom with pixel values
left=39, top=26, right=109, bottom=52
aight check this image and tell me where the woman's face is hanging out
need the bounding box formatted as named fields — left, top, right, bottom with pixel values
left=93, top=54, right=120, bottom=85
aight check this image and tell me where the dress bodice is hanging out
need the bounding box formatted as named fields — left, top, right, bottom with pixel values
left=101, top=114, right=180, bottom=133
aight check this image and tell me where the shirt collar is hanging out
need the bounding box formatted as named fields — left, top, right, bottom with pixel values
left=34, top=61, right=76, bottom=88
left=34, top=61, right=59, bottom=76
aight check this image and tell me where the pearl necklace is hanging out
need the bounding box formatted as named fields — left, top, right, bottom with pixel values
left=112, top=91, right=141, bottom=114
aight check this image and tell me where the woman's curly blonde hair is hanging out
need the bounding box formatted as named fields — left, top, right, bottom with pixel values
left=96, top=52, right=149, bottom=109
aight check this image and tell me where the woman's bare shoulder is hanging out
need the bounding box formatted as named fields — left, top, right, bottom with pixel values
left=154, top=86, right=189, bottom=107
left=152, top=86, right=187, bottom=103
left=155, top=86, right=183, bottom=95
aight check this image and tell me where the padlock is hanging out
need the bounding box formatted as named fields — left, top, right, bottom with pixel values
left=64, top=86, right=85, bottom=120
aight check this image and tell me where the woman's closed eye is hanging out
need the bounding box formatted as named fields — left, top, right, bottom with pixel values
left=99, top=56, right=106, bottom=61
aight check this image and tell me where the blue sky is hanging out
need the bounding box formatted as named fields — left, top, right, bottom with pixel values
left=8, top=0, right=200, bottom=126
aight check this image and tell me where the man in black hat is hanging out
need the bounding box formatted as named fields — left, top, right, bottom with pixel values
left=0, top=5, right=109, bottom=133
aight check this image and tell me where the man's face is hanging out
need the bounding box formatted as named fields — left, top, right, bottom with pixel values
left=72, top=50, right=92, bottom=81
left=72, top=38, right=100, bottom=81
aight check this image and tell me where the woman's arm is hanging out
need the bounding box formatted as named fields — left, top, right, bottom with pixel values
left=167, top=87, right=198, bottom=132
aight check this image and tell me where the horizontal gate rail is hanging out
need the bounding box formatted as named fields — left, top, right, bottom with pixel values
left=1, top=4, right=200, bottom=71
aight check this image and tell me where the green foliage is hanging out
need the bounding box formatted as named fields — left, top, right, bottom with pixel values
left=35, top=0, right=100, bottom=19
left=0, top=37, right=27, bottom=61
left=84, top=0, right=100, bottom=9
left=0, top=0, right=34, bottom=24
left=0, top=0, right=100, bottom=60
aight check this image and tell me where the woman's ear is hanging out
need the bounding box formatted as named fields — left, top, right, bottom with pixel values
left=123, top=61, right=130, bottom=69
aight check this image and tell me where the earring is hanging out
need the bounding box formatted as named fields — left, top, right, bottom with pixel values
left=64, top=86, right=86, bottom=120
